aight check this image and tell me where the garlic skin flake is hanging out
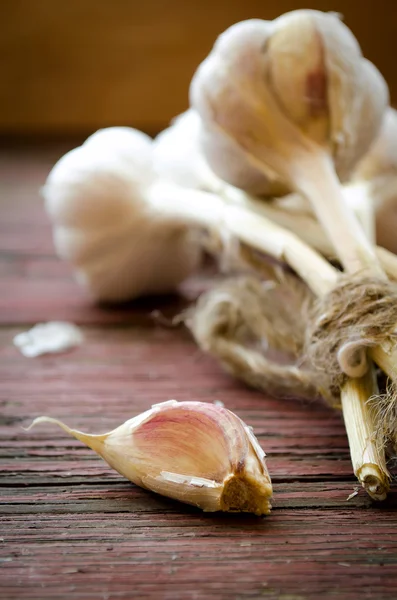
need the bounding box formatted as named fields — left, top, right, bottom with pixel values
left=27, top=400, right=272, bottom=515
left=13, top=322, right=83, bottom=357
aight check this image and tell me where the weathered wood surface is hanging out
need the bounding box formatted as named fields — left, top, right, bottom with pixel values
left=1, top=145, right=397, bottom=599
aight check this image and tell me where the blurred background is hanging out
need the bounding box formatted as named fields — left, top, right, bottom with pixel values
left=1, top=0, right=396, bottom=137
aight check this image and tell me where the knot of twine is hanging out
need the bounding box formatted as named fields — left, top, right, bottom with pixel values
left=186, top=273, right=397, bottom=408
left=306, top=276, right=397, bottom=393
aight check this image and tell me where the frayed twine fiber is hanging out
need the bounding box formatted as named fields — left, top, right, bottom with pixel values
left=305, top=275, right=397, bottom=394
left=186, top=273, right=333, bottom=402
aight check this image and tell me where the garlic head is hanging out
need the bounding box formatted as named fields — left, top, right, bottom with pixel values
left=190, top=10, right=388, bottom=193
left=43, top=128, right=202, bottom=302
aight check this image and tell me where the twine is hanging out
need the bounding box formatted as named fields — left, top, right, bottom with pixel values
left=187, top=274, right=397, bottom=445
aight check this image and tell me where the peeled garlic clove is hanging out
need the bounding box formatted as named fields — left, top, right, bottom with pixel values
left=43, top=127, right=201, bottom=302
left=27, top=400, right=272, bottom=515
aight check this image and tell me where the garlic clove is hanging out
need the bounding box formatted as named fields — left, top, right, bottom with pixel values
left=26, top=400, right=272, bottom=515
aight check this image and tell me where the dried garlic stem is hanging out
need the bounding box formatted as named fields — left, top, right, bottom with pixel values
left=294, top=151, right=384, bottom=277
left=341, top=369, right=389, bottom=500
left=222, top=188, right=397, bottom=278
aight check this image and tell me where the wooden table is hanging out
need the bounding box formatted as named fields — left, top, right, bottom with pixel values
left=1, top=143, right=397, bottom=599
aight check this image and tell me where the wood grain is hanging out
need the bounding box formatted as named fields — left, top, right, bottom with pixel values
left=1, top=146, right=397, bottom=599
left=1, top=0, right=397, bottom=134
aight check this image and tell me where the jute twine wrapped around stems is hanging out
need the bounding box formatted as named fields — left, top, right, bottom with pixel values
left=185, top=235, right=397, bottom=499
left=187, top=270, right=397, bottom=415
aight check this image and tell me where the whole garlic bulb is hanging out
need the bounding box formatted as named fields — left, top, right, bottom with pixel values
left=191, top=11, right=387, bottom=192
left=43, top=128, right=202, bottom=302
left=190, top=10, right=388, bottom=275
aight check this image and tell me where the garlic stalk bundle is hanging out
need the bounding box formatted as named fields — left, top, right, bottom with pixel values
left=190, top=10, right=388, bottom=276
left=26, top=400, right=272, bottom=515
left=187, top=217, right=393, bottom=500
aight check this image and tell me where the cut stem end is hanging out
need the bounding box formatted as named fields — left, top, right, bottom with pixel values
left=357, top=464, right=390, bottom=501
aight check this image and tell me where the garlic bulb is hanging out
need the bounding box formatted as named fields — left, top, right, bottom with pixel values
left=152, top=110, right=225, bottom=193
left=43, top=128, right=202, bottom=302
left=190, top=11, right=388, bottom=275
left=154, top=109, right=287, bottom=196
left=27, top=400, right=272, bottom=515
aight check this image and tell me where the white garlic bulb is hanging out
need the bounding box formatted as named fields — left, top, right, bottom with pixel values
left=43, top=128, right=202, bottom=302
left=27, top=400, right=273, bottom=515
left=190, top=11, right=388, bottom=275
left=152, top=110, right=224, bottom=193
left=191, top=11, right=387, bottom=192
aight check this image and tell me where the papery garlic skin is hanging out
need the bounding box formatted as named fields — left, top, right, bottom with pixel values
left=13, top=321, right=83, bottom=357
left=190, top=11, right=388, bottom=194
left=27, top=400, right=272, bottom=515
left=43, top=128, right=202, bottom=302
